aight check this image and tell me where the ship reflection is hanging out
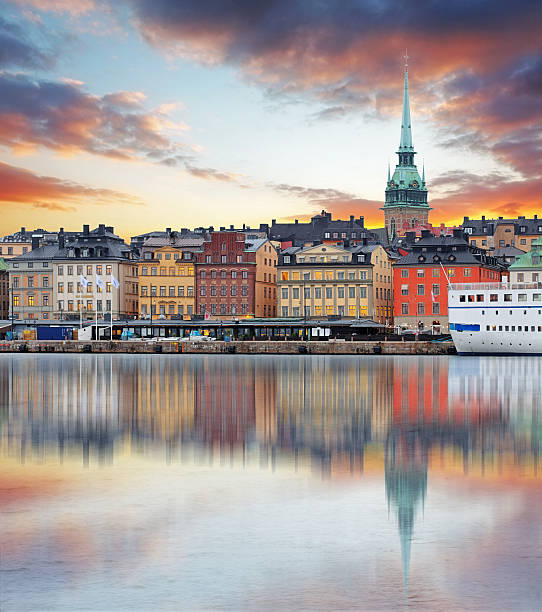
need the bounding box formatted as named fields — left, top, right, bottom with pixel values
left=1, top=354, right=541, bottom=593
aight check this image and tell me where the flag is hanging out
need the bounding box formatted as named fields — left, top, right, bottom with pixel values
left=96, top=275, right=104, bottom=290
left=431, top=290, right=436, bottom=303
left=204, top=311, right=210, bottom=320
left=80, top=274, right=89, bottom=290
left=111, top=273, right=119, bottom=289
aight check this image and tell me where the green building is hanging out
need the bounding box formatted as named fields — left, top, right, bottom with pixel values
left=508, top=237, right=542, bottom=283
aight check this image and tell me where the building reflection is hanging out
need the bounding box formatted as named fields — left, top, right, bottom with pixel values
left=1, top=354, right=541, bottom=592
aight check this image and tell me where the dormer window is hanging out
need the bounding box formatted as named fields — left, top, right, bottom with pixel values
left=324, top=232, right=330, bottom=239
left=298, top=257, right=305, bottom=263
left=520, top=226, right=526, bottom=233
left=464, top=227, right=473, bottom=234
left=358, top=255, right=365, bottom=262
left=283, top=255, right=290, bottom=264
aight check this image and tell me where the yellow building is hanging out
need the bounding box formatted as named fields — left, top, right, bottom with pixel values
left=138, top=235, right=202, bottom=320
left=277, top=243, right=393, bottom=323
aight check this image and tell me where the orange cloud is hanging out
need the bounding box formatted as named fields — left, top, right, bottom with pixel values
left=0, top=160, right=145, bottom=211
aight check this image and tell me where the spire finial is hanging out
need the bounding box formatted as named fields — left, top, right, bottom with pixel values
left=399, top=53, right=413, bottom=152
left=404, top=48, right=409, bottom=68
left=387, top=160, right=391, bottom=184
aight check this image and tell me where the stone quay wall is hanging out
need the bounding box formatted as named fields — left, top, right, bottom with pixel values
left=0, top=340, right=456, bottom=355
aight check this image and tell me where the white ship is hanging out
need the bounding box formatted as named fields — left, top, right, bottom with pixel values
left=448, top=282, right=542, bottom=355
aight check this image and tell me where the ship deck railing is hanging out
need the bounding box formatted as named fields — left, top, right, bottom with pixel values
left=449, top=282, right=542, bottom=291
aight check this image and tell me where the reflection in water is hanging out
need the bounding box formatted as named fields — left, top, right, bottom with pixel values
left=1, top=354, right=542, bottom=609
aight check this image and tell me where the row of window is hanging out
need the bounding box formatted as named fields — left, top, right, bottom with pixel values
left=11, top=276, right=49, bottom=288
left=485, top=325, right=542, bottom=332
left=281, top=270, right=369, bottom=281
left=57, top=300, right=113, bottom=312
left=143, top=251, right=192, bottom=261
left=401, top=284, right=441, bottom=297
left=200, top=286, right=250, bottom=297
left=197, top=303, right=264, bottom=315
left=141, top=304, right=193, bottom=316
left=280, top=286, right=369, bottom=300
left=140, top=266, right=194, bottom=277
left=12, top=295, right=48, bottom=307
left=281, top=305, right=370, bottom=317
left=516, top=272, right=540, bottom=282
left=283, top=254, right=369, bottom=264
left=0, top=246, right=28, bottom=256
left=141, top=286, right=194, bottom=297
left=200, top=270, right=249, bottom=279
left=401, top=303, right=440, bottom=315
left=203, top=255, right=245, bottom=264
left=58, top=282, right=114, bottom=294
left=459, top=293, right=542, bottom=303
left=58, top=265, right=115, bottom=276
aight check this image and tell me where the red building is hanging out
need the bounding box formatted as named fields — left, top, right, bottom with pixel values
left=196, top=232, right=277, bottom=319
left=393, top=229, right=503, bottom=332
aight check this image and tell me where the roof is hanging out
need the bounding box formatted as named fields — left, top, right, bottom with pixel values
left=0, top=258, right=8, bottom=272
left=244, top=238, right=269, bottom=252
left=142, top=236, right=204, bottom=249
left=10, top=244, right=59, bottom=261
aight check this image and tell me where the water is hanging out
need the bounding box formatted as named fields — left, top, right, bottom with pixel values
left=1, top=354, right=541, bottom=610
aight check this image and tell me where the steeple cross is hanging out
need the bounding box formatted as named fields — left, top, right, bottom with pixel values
left=403, top=49, right=409, bottom=67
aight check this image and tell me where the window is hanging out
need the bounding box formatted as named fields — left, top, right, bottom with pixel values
left=417, top=303, right=425, bottom=315
left=58, top=282, right=64, bottom=293
left=401, top=303, right=408, bottom=314
left=221, top=270, right=227, bottom=279
left=417, top=269, right=424, bottom=277
left=518, top=293, right=527, bottom=302
left=231, top=286, right=237, bottom=296
left=282, top=306, right=288, bottom=317
left=360, top=287, right=367, bottom=298
left=292, top=287, right=299, bottom=299
left=42, top=295, right=49, bottom=306
left=141, top=286, right=148, bottom=297
left=220, top=286, right=227, bottom=296
left=200, top=287, right=206, bottom=296
left=284, top=256, right=290, bottom=264
left=231, top=270, right=237, bottom=279
left=476, top=294, right=484, bottom=302
left=417, top=284, right=424, bottom=296
left=142, top=267, right=148, bottom=276
left=151, top=267, right=157, bottom=276
left=315, top=288, right=322, bottom=299
left=242, top=286, right=248, bottom=296
left=242, top=271, right=248, bottom=279
left=504, top=294, right=512, bottom=302
left=28, top=276, right=34, bottom=288
left=432, top=284, right=440, bottom=296
left=221, top=256, right=227, bottom=263
left=338, top=287, right=344, bottom=299
left=432, top=269, right=440, bottom=278
left=432, top=303, right=440, bottom=314
left=169, top=286, right=175, bottom=297
left=201, top=271, right=206, bottom=279
left=464, top=268, right=471, bottom=277
left=349, top=287, right=355, bottom=298
left=517, top=273, right=524, bottom=282
left=282, top=288, right=288, bottom=299
left=326, top=287, right=333, bottom=299
left=178, top=286, right=184, bottom=297
left=28, top=295, right=34, bottom=307
left=490, top=294, right=498, bottom=301
left=206, top=255, right=212, bottom=263
left=401, top=284, right=408, bottom=296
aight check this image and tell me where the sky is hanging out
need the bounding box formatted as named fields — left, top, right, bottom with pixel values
left=0, top=0, right=541, bottom=238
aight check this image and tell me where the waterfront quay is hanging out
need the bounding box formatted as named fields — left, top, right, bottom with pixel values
left=0, top=339, right=454, bottom=355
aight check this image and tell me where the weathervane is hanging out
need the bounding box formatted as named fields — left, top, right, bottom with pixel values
left=404, top=49, right=409, bottom=67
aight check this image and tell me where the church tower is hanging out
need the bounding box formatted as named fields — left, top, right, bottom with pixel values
left=382, top=56, right=431, bottom=239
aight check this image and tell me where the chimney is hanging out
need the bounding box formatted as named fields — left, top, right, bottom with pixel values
left=31, top=236, right=40, bottom=250
left=481, top=215, right=485, bottom=221
left=98, top=223, right=106, bottom=235
left=498, top=216, right=503, bottom=220
left=166, top=227, right=172, bottom=236
left=230, top=224, right=234, bottom=230
left=463, top=216, right=469, bottom=223
left=405, top=231, right=416, bottom=245
left=350, top=215, right=354, bottom=222
left=20, top=226, right=26, bottom=235
left=242, top=223, right=246, bottom=230
left=295, top=219, right=298, bottom=225
left=83, top=224, right=90, bottom=235
left=362, top=237, right=368, bottom=246
left=453, top=228, right=465, bottom=239
left=535, top=214, right=538, bottom=220
left=421, top=229, right=431, bottom=238
left=58, top=228, right=65, bottom=249
left=272, top=219, right=276, bottom=225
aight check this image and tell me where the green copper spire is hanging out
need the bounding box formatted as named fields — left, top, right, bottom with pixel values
left=399, top=54, right=413, bottom=152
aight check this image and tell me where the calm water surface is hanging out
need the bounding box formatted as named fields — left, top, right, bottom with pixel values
left=1, top=354, right=541, bottom=610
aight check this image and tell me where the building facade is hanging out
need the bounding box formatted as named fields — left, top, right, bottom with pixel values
left=382, top=61, right=431, bottom=239
left=278, top=243, right=393, bottom=322
left=393, top=230, right=503, bottom=332
left=53, top=226, right=138, bottom=320
left=508, top=237, right=542, bottom=283
left=138, top=234, right=202, bottom=319
left=462, top=215, right=542, bottom=253
left=0, top=258, right=9, bottom=320
left=196, top=232, right=277, bottom=319
left=8, top=245, right=55, bottom=321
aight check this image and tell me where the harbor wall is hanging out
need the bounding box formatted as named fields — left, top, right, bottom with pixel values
left=0, top=340, right=455, bottom=355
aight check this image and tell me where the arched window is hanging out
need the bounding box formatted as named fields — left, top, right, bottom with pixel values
left=390, top=218, right=396, bottom=236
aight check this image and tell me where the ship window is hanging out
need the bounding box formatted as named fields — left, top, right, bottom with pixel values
left=460, top=295, right=466, bottom=302
left=539, top=326, right=542, bottom=332
left=510, top=311, right=513, bottom=315
left=482, top=310, right=485, bottom=315
left=511, top=326, right=516, bottom=331
left=505, top=326, right=509, bottom=331
left=533, top=294, right=541, bottom=301
left=476, top=294, right=484, bottom=302
left=468, top=295, right=475, bottom=302
left=518, top=294, right=527, bottom=302
left=498, top=326, right=501, bottom=331
left=518, top=326, right=522, bottom=331
left=532, top=326, right=535, bottom=332
left=486, top=325, right=490, bottom=331
left=504, top=294, right=512, bottom=302
left=490, top=294, right=498, bottom=302
left=492, top=325, right=496, bottom=331
left=524, top=311, right=527, bottom=315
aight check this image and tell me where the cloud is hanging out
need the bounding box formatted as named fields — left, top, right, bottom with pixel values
left=0, top=16, right=54, bottom=69
left=124, top=0, right=542, bottom=197
left=271, top=182, right=382, bottom=225
left=185, top=164, right=240, bottom=182
left=0, top=161, right=144, bottom=211
left=10, top=0, right=96, bottom=16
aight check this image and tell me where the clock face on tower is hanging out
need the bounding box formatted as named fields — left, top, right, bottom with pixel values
left=412, top=180, right=419, bottom=188
left=390, top=180, right=395, bottom=188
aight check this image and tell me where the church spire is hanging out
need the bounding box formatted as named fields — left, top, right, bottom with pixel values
left=399, top=51, right=413, bottom=152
